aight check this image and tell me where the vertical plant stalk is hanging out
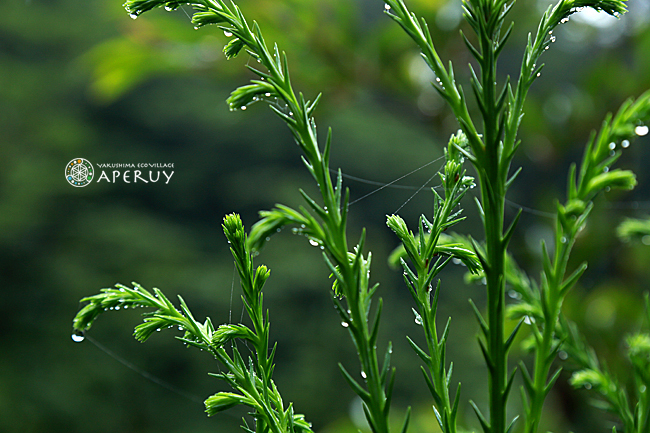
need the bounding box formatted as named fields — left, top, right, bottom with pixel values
left=383, top=0, right=628, bottom=431
left=516, top=91, right=649, bottom=433
left=388, top=132, right=481, bottom=433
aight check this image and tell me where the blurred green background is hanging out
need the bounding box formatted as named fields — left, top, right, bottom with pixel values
left=3, top=0, right=650, bottom=431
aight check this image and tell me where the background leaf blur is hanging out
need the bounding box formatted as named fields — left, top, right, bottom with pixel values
left=2, top=0, right=650, bottom=431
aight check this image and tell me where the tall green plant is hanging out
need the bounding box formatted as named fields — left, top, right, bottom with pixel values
left=72, top=0, right=650, bottom=433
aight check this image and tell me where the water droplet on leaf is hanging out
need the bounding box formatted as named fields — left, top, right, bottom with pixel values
left=361, top=371, right=367, bottom=379
left=309, top=239, right=319, bottom=247
left=622, top=139, right=630, bottom=148
left=72, top=331, right=85, bottom=343
left=635, top=125, right=649, bottom=136
left=341, top=321, right=349, bottom=328
left=224, top=30, right=233, bottom=37
left=608, top=142, right=616, bottom=150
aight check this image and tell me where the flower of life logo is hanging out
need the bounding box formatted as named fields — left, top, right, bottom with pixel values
left=65, top=158, right=94, bottom=187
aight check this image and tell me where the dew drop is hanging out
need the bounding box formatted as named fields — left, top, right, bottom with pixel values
left=584, top=383, right=592, bottom=390
left=558, top=350, right=568, bottom=360
left=452, top=257, right=462, bottom=264
left=561, top=236, right=567, bottom=244
left=550, top=35, right=556, bottom=43
left=72, top=331, right=85, bottom=343
left=265, top=93, right=271, bottom=97
left=603, top=166, right=609, bottom=173
left=560, top=17, right=569, bottom=24
left=508, top=290, right=522, bottom=300
left=309, top=239, right=319, bottom=247
left=361, top=371, right=367, bottom=379
left=544, top=46, right=549, bottom=50
left=524, top=316, right=535, bottom=325
left=164, top=5, right=173, bottom=11
left=642, top=235, right=650, bottom=245
left=635, top=125, right=649, bottom=136
left=384, top=3, right=391, bottom=10
left=224, top=30, right=233, bottom=37
left=241, top=106, right=247, bottom=110
left=536, top=72, right=541, bottom=77
left=193, top=26, right=199, bottom=30
left=341, top=321, right=349, bottom=328
left=129, top=13, right=138, bottom=19
left=114, top=306, right=120, bottom=310
left=413, top=308, right=423, bottom=325
left=608, top=142, right=616, bottom=150
left=641, top=385, right=647, bottom=393
left=622, top=139, right=630, bottom=148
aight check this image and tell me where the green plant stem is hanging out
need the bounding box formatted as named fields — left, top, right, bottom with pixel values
left=388, top=132, right=479, bottom=433
left=482, top=177, right=508, bottom=433
left=476, top=19, right=509, bottom=433
left=519, top=88, right=650, bottom=432
left=524, top=220, right=572, bottom=433
left=177, top=1, right=394, bottom=429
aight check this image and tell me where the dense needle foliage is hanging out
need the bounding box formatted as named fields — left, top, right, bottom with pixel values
left=72, top=0, right=650, bottom=432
